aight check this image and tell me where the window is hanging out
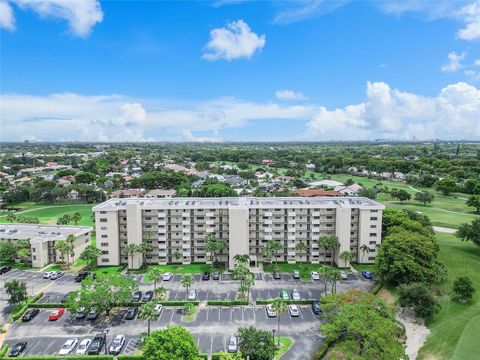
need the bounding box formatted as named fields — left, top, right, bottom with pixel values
left=370, top=217, right=378, bottom=221
left=371, top=210, right=378, bottom=213
left=99, top=218, right=107, bottom=223
left=369, top=233, right=377, bottom=237
left=101, top=258, right=109, bottom=263
left=100, top=226, right=107, bottom=230
left=370, top=225, right=377, bottom=228
left=100, top=211, right=106, bottom=214
left=101, top=242, right=109, bottom=247
left=102, top=250, right=109, bottom=255
left=145, top=217, right=151, bottom=220
left=369, top=241, right=376, bottom=245
left=100, top=235, right=107, bottom=239
left=33, top=255, right=36, bottom=260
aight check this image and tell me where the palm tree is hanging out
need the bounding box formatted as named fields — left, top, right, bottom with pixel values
left=325, top=236, right=340, bottom=266
left=205, top=233, right=218, bottom=264
left=181, top=274, right=194, bottom=298
left=329, top=268, right=341, bottom=294
left=138, top=240, right=153, bottom=268
left=122, top=244, right=138, bottom=271
left=359, top=244, right=369, bottom=264
left=339, top=250, right=353, bottom=269
left=316, top=236, right=329, bottom=264
left=147, top=267, right=163, bottom=291
left=237, top=284, right=248, bottom=300
left=271, top=298, right=288, bottom=345
left=268, top=240, right=283, bottom=269
left=244, top=273, right=255, bottom=301
left=173, top=249, right=181, bottom=263
left=154, top=286, right=167, bottom=301
left=261, top=244, right=274, bottom=264
left=66, top=234, right=75, bottom=265
left=295, top=240, right=308, bottom=262
left=318, top=266, right=329, bottom=296
left=233, top=254, right=250, bottom=266
left=138, top=301, right=160, bottom=335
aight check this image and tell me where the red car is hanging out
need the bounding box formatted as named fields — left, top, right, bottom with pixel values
left=48, top=308, right=65, bottom=321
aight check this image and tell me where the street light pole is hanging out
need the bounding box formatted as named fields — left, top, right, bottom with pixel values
left=272, top=329, right=276, bottom=347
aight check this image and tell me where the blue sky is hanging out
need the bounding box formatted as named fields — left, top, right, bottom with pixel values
left=1, top=0, right=479, bottom=142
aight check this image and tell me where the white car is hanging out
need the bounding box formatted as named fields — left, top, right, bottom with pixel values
left=340, top=271, right=348, bottom=280
left=227, top=335, right=238, bottom=353
left=288, top=305, right=300, bottom=317
left=188, top=289, right=197, bottom=300
left=75, top=339, right=91, bottom=355
left=291, top=289, right=301, bottom=300
left=154, top=304, right=163, bottom=314
left=163, top=272, right=173, bottom=281
left=58, top=339, right=78, bottom=355
left=310, top=271, right=320, bottom=280
left=109, top=335, right=125, bottom=355
left=266, top=304, right=277, bottom=317
left=43, top=271, right=55, bottom=279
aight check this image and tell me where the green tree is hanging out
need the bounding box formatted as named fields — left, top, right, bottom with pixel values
left=456, top=218, right=480, bottom=247
left=71, top=212, right=82, bottom=225
left=318, top=266, right=330, bottom=296
left=173, top=249, right=181, bottom=263
left=143, top=326, right=199, bottom=360
left=4, top=280, right=27, bottom=305
left=237, top=326, right=277, bottom=360
left=466, top=195, right=480, bottom=213
left=138, top=301, right=160, bottom=335
left=123, top=244, right=138, bottom=271
left=17, top=248, right=31, bottom=264
left=261, top=243, right=274, bottom=264
left=181, top=274, right=194, bottom=298
left=295, top=240, right=308, bottom=262
left=56, top=214, right=71, bottom=225
left=391, top=189, right=411, bottom=203
left=359, top=244, right=370, bottom=264
left=233, top=254, right=250, bottom=266
left=79, top=245, right=102, bottom=268
left=415, top=192, right=434, bottom=206
left=75, top=172, right=96, bottom=184
left=339, top=250, right=353, bottom=269
left=266, top=240, right=282, bottom=269
left=0, top=241, right=17, bottom=264
left=328, top=268, right=342, bottom=294
left=154, top=286, right=167, bottom=300
left=6, top=213, right=16, bottom=223
left=453, top=276, right=475, bottom=302
left=319, top=236, right=339, bottom=266
left=147, top=267, right=164, bottom=291
left=358, top=187, right=377, bottom=199
left=398, top=282, right=438, bottom=318
left=435, top=178, right=457, bottom=196
left=66, top=273, right=137, bottom=316
left=205, top=234, right=226, bottom=266
left=138, top=240, right=153, bottom=268
left=271, top=297, right=288, bottom=342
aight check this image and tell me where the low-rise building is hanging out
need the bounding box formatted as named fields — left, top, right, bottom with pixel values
left=144, top=189, right=176, bottom=199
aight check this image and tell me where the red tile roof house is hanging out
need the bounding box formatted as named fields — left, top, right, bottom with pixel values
left=295, top=189, right=342, bottom=197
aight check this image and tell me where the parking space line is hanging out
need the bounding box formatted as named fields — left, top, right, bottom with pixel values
left=41, top=339, right=57, bottom=355
left=209, top=337, right=213, bottom=355
left=25, top=339, right=42, bottom=355
left=169, top=309, right=175, bottom=322
left=206, top=307, right=210, bottom=321
left=218, top=307, right=221, bottom=321
left=299, top=308, right=304, bottom=319
left=230, top=308, right=232, bottom=321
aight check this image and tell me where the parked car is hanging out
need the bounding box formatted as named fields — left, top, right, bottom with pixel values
left=50, top=271, right=64, bottom=280
left=279, top=289, right=289, bottom=300
left=227, top=336, right=238, bottom=353
left=361, top=270, right=373, bottom=279
left=311, top=300, right=323, bottom=315
left=22, top=308, right=39, bottom=322
left=163, top=272, right=173, bottom=281
left=288, top=304, right=300, bottom=317
left=109, top=335, right=125, bottom=355
left=292, top=270, right=300, bottom=279
left=273, top=271, right=281, bottom=279
left=43, top=271, right=55, bottom=279
left=131, top=291, right=142, bottom=302
left=74, top=271, right=90, bottom=282
left=75, top=307, right=86, bottom=319
left=9, top=342, right=27, bottom=357
left=142, top=291, right=153, bottom=302
left=266, top=304, right=277, bottom=317
left=212, top=271, right=220, bottom=280
left=188, top=289, right=197, bottom=301
left=291, top=289, right=301, bottom=300
left=202, top=271, right=210, bottom=280
left=86, top=309, right=99, bottom=320
left=154, top=304, right=163, bottom=314
left=0, top=266, right=12, bottom=275
left=310, top=271, right=320, bottom=280
left=58, top=339, right=78, bottom=355
left=48, top=308, right=65, bottom=321
left=87, top=336, right=105, bottom=355
left=125, top=307, right=138, bottom=320
left=61, top=291, right=73, bottom=303
left=75, top=339, right=91, bottom=355
left=340, top=271, right=348, bottom=280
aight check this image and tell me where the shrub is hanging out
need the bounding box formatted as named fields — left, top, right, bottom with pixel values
left=207, top=300, right=249, bottom=306
left=2, top=356, right=113, bottom=360
left=28, top=303, right=65, bottom=309
left=0, top=344, right=9, bottom=358
left=117, top=355, right=145, bottom=360
left=256, top=299, right=313, bottom=305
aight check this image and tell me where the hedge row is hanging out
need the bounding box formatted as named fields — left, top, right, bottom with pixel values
left=28, top=300, right=199, bottom=309
left=28, top=303, right=65, bottom=309
left=207, top=300, right=249, bottom=306
left=11, top=292, right=45, bottom=321
left=371, top=283, right=383, bottom=295
left=117, top=355, right=145, bottom=360
left=0, top=344, right=9, bottom=359
left=311, top=340, right=333, bottom=360
left=197, top=355, right=208, bottom=360
left=211, top=353, right=233, bottom=360
left=256, top=299, right=314, bottom=305
left=2, top=356, right=113, bottom=360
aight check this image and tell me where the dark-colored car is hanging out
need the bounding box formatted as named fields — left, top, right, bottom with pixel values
left=61, top=291, right=73, bottom=303
left=212, top=272, right=220, bottom=280
left=202, top=272, right=210, bottom=280
left=0, top=266, right=12, bottom=275
left=142, top=291, right=153, bottom=302
left=361, top=270, right=373, bottom=279
left=86, top=309, right=99, bottom=320
left=22, top=308, right=40, bottom=322
left=312, top=300, right=323, bottom=315
left=125, top=307, right=138, bottom=320
left=74, top=271, right=90, bottom=282
left=9, top=342, right=27, bottom=357
left=273, top=271, right=281, bottom=279
left=131, top=291, right=142, bottom=302
left=87, top=335, right=105, bottom=355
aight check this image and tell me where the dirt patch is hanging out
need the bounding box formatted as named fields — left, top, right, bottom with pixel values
left=377, top=288, right=395, bottom=304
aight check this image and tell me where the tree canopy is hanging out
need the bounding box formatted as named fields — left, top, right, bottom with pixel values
left=143, top=326, right=199, bottom=360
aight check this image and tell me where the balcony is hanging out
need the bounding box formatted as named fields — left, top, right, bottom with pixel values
left=264, top=234, right=272, bottom=240
left=264, top=219, right=272, bottom=225
left=182, top=212, right=190, bottom=217
left=288, top=212, right=296, bottom=217
left=158, top=235, right=167, bottom=242
left=206, top=228, right=215, bottom=233
left=312, top=219, right=320, bottom=225
left=288, top=227, right=296, bottom=233
left=264, top=227, right=273, bottom=233
left=288, top=219, right=296, bottom=225
left=206, top=212, right=215, bottom=217
left=157, top=212, right=166, bottom=218
left=312, top=211, right=320, bottom=217
left=206, top=220, right=215, bottom=226
left=288, top=235, right=296, bottom=241
left=264, top=212, right=272, bottom=217
left=182, top=243, right=191, bottom=250
left=158, top=220, right=167, bottom=226
left=287, top=242, right=296, bottom=248
left=182, top=235, right=191, bottom=241
left=182, top=220, right=191, bottom=226
left=288, top=250, right=296, bottom=256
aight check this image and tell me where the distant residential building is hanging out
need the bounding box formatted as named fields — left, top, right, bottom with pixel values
left=393, top=172, right=406, bottom=181
left=10, top=176, right=32, bottom=187
left=223, top=175, right=247, bottom=187
left=305, top=163, right=316, bottom=170
left=261, top=159, right=274, bottom=166
left=144, top=189, right=176, bottom=199
left=308, top=180, right=344, bottom=188
left=296, top=189, right=341, bottom=197
left=110, top=189, right=145, bottom=198
left=277, top=175, right=294, bottom=183
left=334, top=184, right=363, bottom=196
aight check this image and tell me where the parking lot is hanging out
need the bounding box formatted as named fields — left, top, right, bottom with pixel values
left=1, top=269, right=375, bottom=358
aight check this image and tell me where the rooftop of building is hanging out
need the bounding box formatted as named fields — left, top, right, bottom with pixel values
left=0, top=223, right=93, bottom=243
left=93, top=196, right=384, bottom=211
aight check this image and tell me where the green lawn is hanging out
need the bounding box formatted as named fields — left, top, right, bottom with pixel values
left=263, top=262, right=332, bottom=280
left=136, top=263, right=217, bottom=279
left=274, top=337, right=294, bottom=360
left=90, top=265, right=125, bottom=275
left=0, top=204, right=95, bottom=227
left=352, top=263, right=377, bottom=273
left=418, top=233, right=480, bottom=360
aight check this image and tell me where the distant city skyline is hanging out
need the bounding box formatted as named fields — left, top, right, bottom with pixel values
left=1, top=0, right=479, bottom=142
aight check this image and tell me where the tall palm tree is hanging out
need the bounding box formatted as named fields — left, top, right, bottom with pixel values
left=268, top=240, right=283, bottom=269
left=147, top=267, right=163, bottom=291
left=329, top=268, right=341, bottom=294
left=233, top=254, right=250, bottom=266
left=205, top=233, right=217, bottom=264
left=137, top=241, right=153, bottom=268
left=122, top=244, right=138, bottom=271
left=244, top=273, right=255, bottom=301
left=138, top=301, right=160, bottom=335
left=318, top=266, right=329, bottom=296
left=295, top=240, right=308, bottom=262
left=359, top=244, right=369, bottom=264
left=181, top=274, right=194, bottom=298
left=261, top=244, right=274, bottom=264
left=339, top=250, right=353, bottom=269
left=325, top=236, right=340, bottom=266
left=271, top=298, right=288, bottom=346
left=316, top=236, right=329, bottom=264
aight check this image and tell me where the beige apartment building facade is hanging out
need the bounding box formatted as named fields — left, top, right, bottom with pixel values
left=93, top=197, right=384, bottom=270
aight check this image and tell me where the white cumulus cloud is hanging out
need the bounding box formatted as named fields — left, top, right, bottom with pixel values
left=275, top=89, right=308, bottom=100
left=202, top=19, right=265, bottom=61
left=0, top=0, right=15, bottom=30
left=457, top=0, right=480, bottom=40
left=442, top=51, right=466, bottom=73
left=5, top=0, right=103, bottom=37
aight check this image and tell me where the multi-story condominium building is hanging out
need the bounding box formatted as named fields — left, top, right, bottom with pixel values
left=93, top=197, right=384, bottom=270
left=0, top=224, right=92, bottom=268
